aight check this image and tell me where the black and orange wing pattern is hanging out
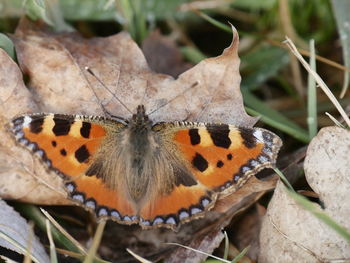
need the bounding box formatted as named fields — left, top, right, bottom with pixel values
left=10, top=114, right=282, bottom=229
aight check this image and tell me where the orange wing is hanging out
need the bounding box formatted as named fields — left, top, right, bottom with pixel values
left=138, top=123, right=282, bottom=229
left=10, top=114, right=138, bottom=223
left=172, top=124, right=282, bottom=191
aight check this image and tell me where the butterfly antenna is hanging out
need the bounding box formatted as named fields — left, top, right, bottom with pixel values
left=148, top=81, right=199, bottom=116
left=85, top=67, right=133, bottom=115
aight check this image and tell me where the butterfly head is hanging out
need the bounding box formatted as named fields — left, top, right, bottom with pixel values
left=130, top=105, right=152, bottom=131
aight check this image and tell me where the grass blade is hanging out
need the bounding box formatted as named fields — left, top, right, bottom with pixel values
left=195, top=11, right=232, bottom=33
left=331, top=0, right=350, bottom=98
left=46, top=220, right=58, bottom=263
left=307, top=39, right=318, bottom=139
left=284, top=37, right=350, bottom=128
left=273, top=167, right=295, bottom=192
left=0, top=33, right=16, bottom=60
left=166, top=242, right=231, bottom=263
left=231, top=246, right=249, bottom=263
left=83, top=221, right=106, bottom=263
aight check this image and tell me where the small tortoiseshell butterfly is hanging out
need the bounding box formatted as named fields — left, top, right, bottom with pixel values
left=10, top=105, right=282, bottom=230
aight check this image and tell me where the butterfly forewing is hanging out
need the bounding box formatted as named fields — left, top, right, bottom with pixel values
left=12, top=114, right=107, bottom=176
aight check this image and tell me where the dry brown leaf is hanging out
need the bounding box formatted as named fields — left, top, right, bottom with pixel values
left=0, top=48, right=68, bottom=205
left=259, top=127, right=350, bottom=263
left=142, top=30, right=192, bottom=77
left=0, top=19, right=278, bottom=261
left=11, top=19, right=256, bottom=125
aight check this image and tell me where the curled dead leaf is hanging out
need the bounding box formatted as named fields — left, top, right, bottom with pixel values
left=259, top=126, right=350, bottom=263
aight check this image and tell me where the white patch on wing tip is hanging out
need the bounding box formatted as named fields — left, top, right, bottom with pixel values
left=22, top=116, right=32, bottom=128
left=253, top=129, right=264, bottom=142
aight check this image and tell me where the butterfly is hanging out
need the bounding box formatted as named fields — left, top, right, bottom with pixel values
left=10, top=104, right=282, bottom=230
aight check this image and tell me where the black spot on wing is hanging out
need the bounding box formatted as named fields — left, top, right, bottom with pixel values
left=80, top=122, right=91, bottom=138
left=207, top=124, right=231, bottom=149
left=192, top=153, right=208, bottom=172
left=189, top=129, right=200, bottom=145
left=60, top=149, right=67, bottom=156
left=75, top=145, right=90, bottom=163
left=227, top=153, right=233, bottom=160
left=53, top=115, right=74, bottom=136
left=173, top=166, right=197, bottom=186
left=29, top=118, right=44, bottom=134
left=216, top=160, right=224, bottom=168
left=51, top=141, right=57, bottom=147
left=239, top=127, right=257, bottom=148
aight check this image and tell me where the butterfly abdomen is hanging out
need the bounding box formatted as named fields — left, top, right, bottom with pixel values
left=125, top=122, right=155, bottom=202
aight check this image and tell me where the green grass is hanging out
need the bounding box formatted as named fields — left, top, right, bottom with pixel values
left=0, top=33, right=15, bottom=59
